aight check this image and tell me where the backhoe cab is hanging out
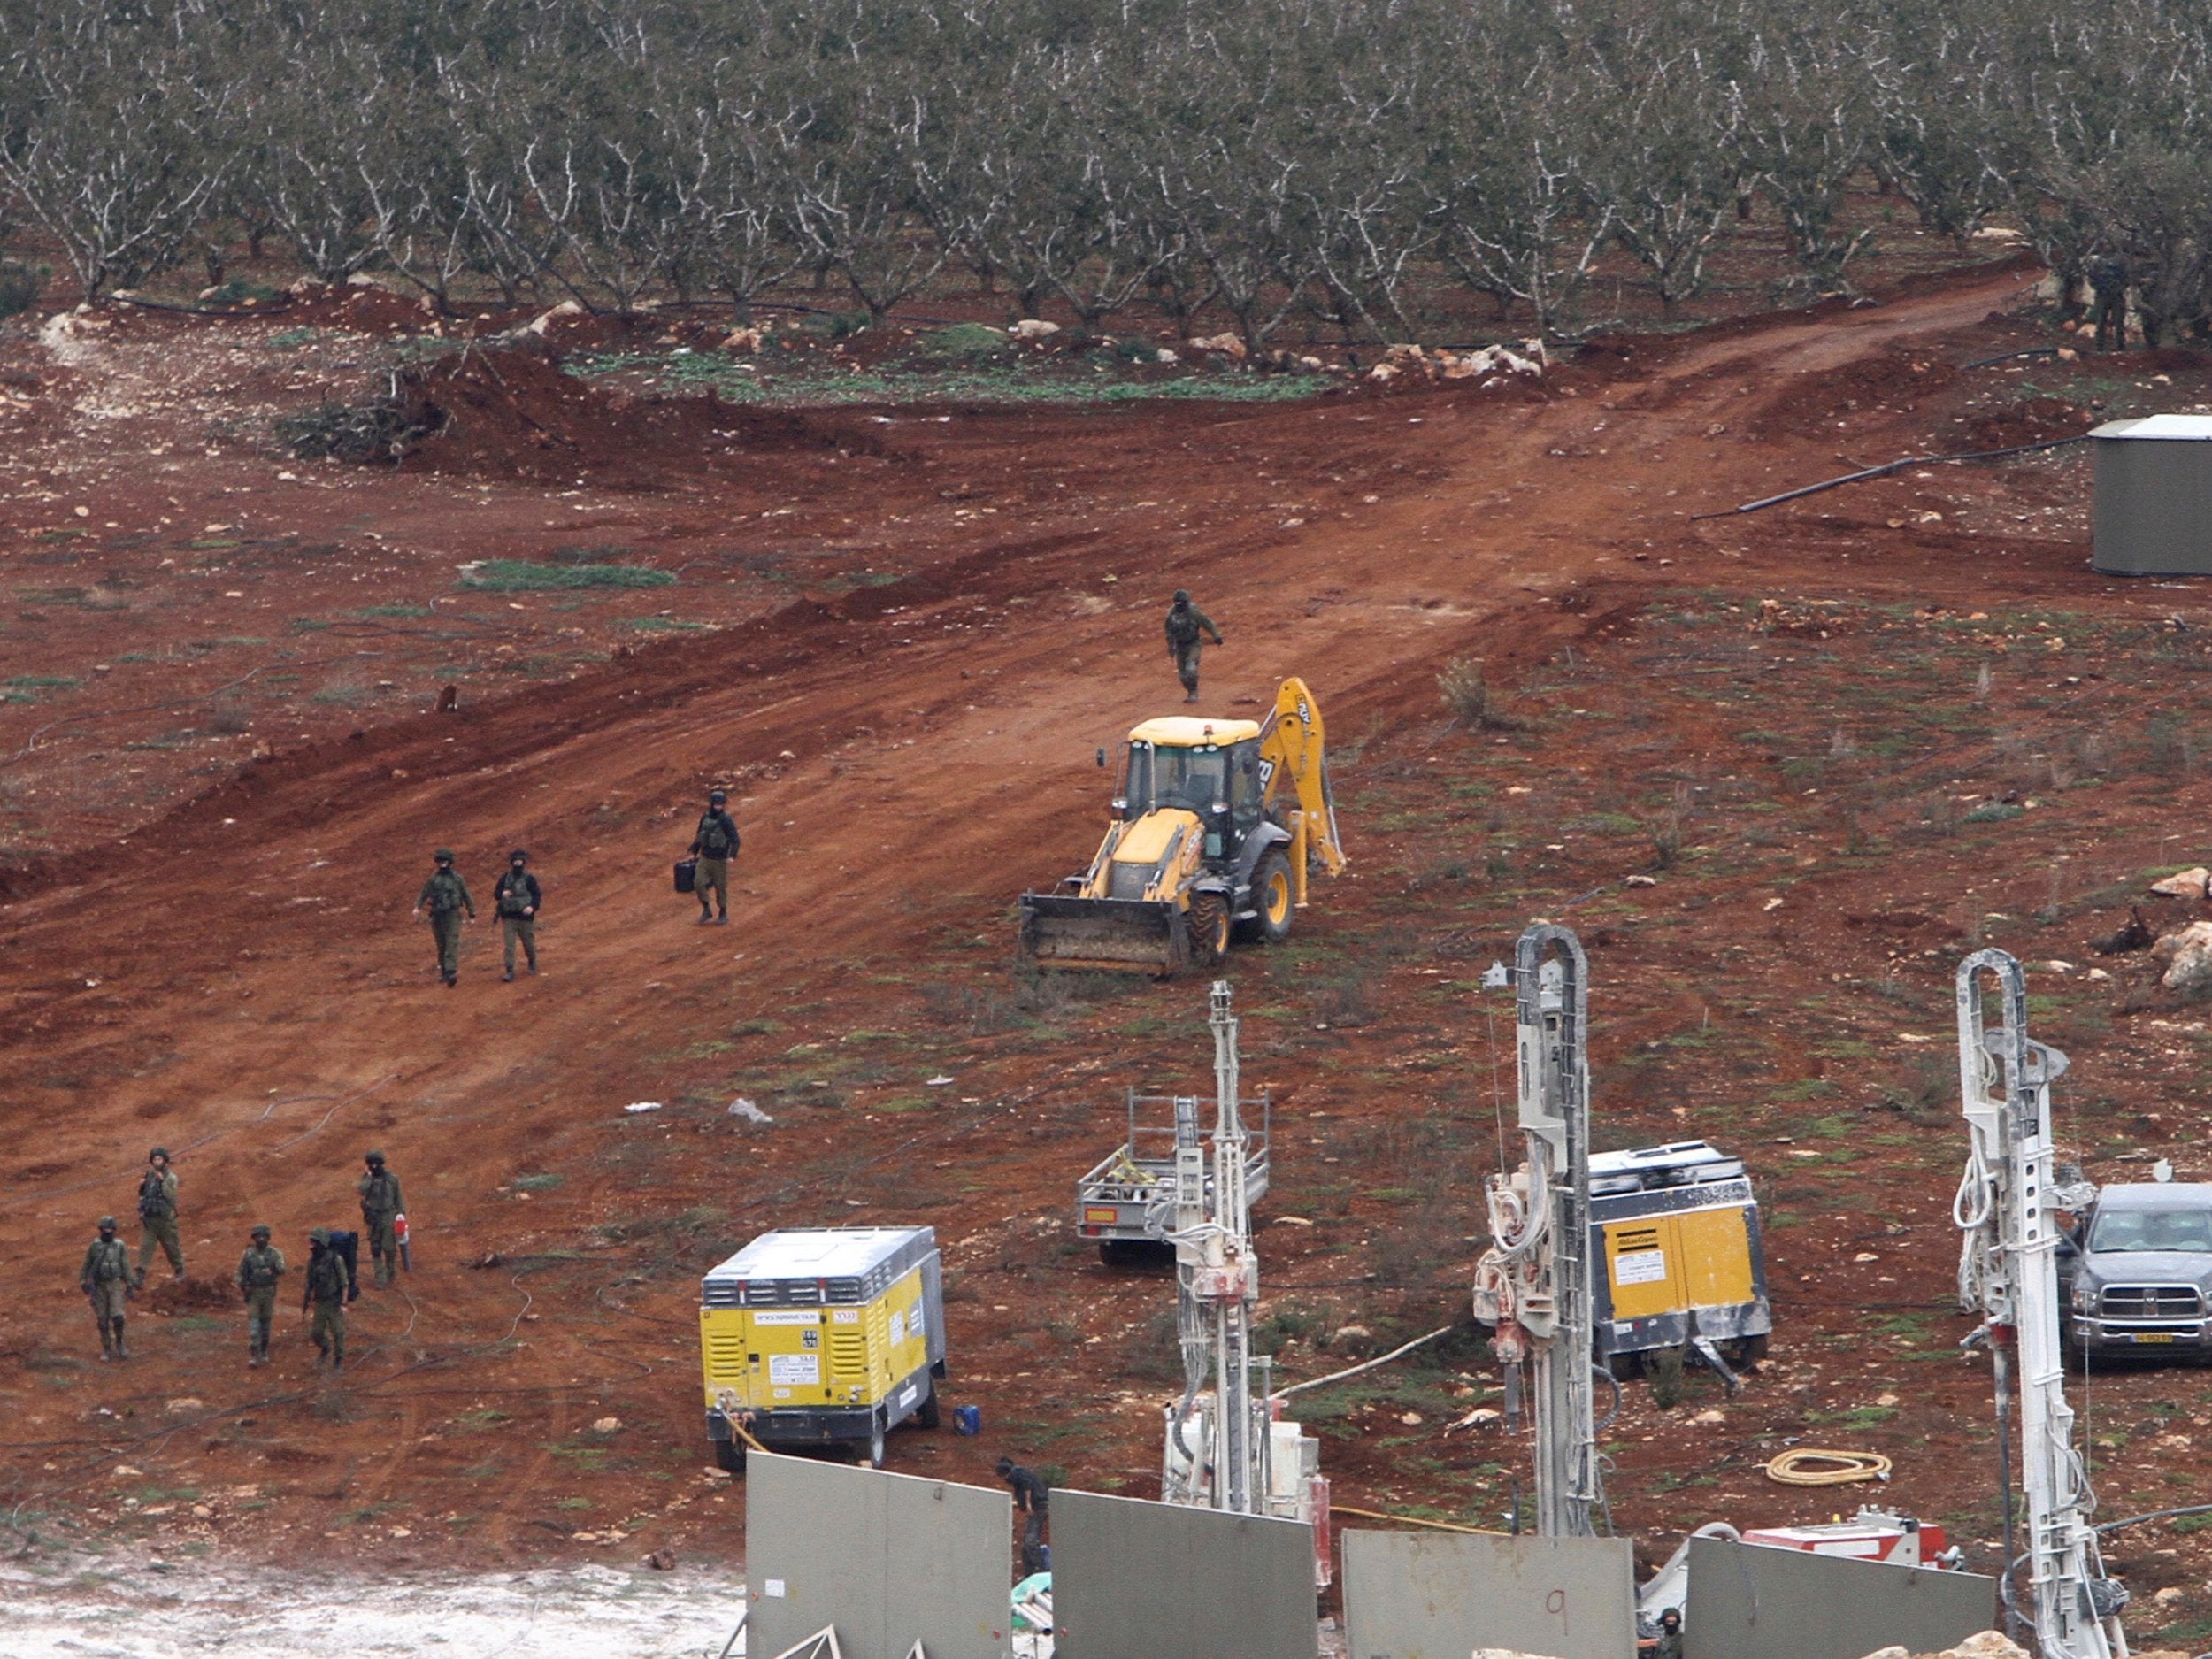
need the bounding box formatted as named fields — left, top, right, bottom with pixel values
left=1018, top=677, right=1347, bottom=975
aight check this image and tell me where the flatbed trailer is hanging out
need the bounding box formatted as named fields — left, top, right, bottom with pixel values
left=1075, top=1088, right=1271, bottom=1263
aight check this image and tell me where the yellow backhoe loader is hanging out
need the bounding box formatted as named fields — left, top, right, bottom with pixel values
left=1019, top=677, right=1348, bottom=975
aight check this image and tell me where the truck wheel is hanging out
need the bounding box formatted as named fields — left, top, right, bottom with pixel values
left=1188, top=894, right=1231, bottom=965
left=1250, top=854, right=1294, bottom=944
left=713, top=1438, right=746, bottom=1475
left=864, top=1417, right=887, bottom=1468
left=917, top=1385, right=941, bottom=1431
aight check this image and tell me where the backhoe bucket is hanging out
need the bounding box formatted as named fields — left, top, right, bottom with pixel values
left=1019, top=894, right=1186, bottom=975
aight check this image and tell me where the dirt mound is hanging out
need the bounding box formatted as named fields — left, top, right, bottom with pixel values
left=1959, top=393, right=2095, bottom=450
left=390, top=345, right=887, bottom=486
left=141, top=1274, right=242, bottom=1313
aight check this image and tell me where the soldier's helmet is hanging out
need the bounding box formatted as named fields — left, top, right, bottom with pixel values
left=97, top=1215, right=117, bottom=1231
left=1660, top=1609, right=1681, bottom=1629
left=251, top=1225, right=272, bottom=1240
left=509, top=849, right=527, bottom=863
left=365, top=1149, right=386, bottom=1167
left=434, top=848, right=455, bottom=864
left=709, top=788, right=728, bottom=804
left=308, top=1227, right=329, bottom=1245
left=149, top=1146, right=169, bottom=1161
left=1172, top=589, right=1190, bottom=604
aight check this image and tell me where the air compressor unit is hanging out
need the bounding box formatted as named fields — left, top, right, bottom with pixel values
left=1590, top=1141, right=1770, bottom=1371
left=698, top=1225, right=946, bottom=1472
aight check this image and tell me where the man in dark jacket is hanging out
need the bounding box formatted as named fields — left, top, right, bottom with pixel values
left=689, top=788, right=741, bottom=926
left=494, top=849, right=541, bottom=981
left=997, top=1456, right=1050, bottom=1574
left=1164, top=590, right=1224, bottom=703
left=412, top=849, right=475, bottom=987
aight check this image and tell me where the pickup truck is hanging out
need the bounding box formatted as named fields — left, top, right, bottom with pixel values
left=2061, top=1180, right=2212, bottom=1362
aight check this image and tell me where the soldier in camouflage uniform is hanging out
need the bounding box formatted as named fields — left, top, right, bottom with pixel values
left=2088, top=252, right=2131, bottom=352
left=81, top=1216, right=133, bottom=1360
left=357, top=1150, right=405, bottom=1288
left=303, top=1227, right=353, bottom=1371
left=688, top=789, right=741, bottom=926
left=493, top=849, right=541, bottom=981
left=412, top=849, right=476, bottom=987
left=1164, top=590, right=1224, bottom=703
left=134, top=1145, right=182, bottom=1286
left=236, top=1225, right=286, bottom=1366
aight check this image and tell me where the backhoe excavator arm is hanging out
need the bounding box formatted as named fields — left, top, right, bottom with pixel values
left=1258, top=676, right=1348, bottom=904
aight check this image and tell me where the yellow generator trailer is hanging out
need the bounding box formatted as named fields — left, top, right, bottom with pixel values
left=1589, top=1141, right=1770, bottom=1373
left=1018, top=676, right=1348, bottom=975
left=698, top=1225, right=945, bottom=1472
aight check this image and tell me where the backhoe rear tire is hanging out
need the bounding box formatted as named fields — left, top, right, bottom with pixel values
left=1250, top=853, right=1294, bottom=944
left=1187, top=894, right=1231, bottom=966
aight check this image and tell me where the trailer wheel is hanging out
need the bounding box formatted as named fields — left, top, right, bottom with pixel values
left=864, top=1417, right=887, bottom=1468
left=916, top=1385, right=941, bottom=1431
left=712, top=1438, right=746, bottom=1475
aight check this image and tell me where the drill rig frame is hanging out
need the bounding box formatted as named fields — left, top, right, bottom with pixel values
left=1954, top=948, right=2128, bottom=1659
left=1472, top=922, right=1605, bottom=1537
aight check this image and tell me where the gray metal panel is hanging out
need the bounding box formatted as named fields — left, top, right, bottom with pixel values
left=746, top=1452, right=1011, bottom=1659
left=2093, top=429, right=2212, bottom=575
left=1340, top=1530, right=1636, bottom=1659
left=1053, top=1491, right=1317, bottom=1659
left=1683, top=1537, right=1996, bottom=1659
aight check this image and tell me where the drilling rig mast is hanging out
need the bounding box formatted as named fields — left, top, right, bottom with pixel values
left=1955, top=949, right=2127, bottom=1659
left=1472, top=923, right=1603, bottom=1537
left=1163, top=980, right=1263, bottom=1512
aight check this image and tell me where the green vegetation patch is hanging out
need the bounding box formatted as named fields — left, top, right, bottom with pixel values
left=460, top=560, right=674, bottom=592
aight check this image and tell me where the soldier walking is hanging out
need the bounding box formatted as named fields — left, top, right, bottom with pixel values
left=236, top=1225, right=286, bottom=1366
left=1164, top=589, right=1224, bottom=703
left=357, top=1150, right=405, bottom=1289
left=2088, top=251, right=2131, bottom=352
left=411, top=849, right=476, bottom=987
left=688, top=788, right=741, bottom=926
left=494, top=849, right=541, bottom=982
left=81, top=1216, right=134, bottom=1360
left=303, top=1227, right=354, bottom=1371
left=134, top=1146, right=182, bottom=1286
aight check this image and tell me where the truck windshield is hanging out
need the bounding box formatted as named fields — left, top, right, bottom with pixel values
left=1126, top=743, right=1227, bottom=816
left=2088, top=1207, right=2212, bottom=1253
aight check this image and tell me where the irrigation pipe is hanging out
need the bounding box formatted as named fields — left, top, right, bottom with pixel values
left=1271, top=1324, right=1457, bottom=1402
left=1689, top=434, right=2089, bottom=521
left=1764, top=1448, right=1893, bottom=1486
left=1962, top=347, right=2062, bottom=371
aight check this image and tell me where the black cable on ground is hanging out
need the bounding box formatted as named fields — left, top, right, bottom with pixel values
left=1689, top=434, right=2090, bottom=521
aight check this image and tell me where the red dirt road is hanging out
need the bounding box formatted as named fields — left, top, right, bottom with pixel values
left=10, top=265, right=2212, bottom=1638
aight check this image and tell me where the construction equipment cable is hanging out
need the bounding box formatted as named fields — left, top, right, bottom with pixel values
left=1332, top=1503, right=1501, bottom=1536
left=1271, top=1324, right=1458, bottom=1401
left=1689, top=434, right=2089, bottom=521
left=1764, top=1448, right=1893, bottom=1486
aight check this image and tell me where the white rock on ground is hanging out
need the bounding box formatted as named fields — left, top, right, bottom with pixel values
left=2151, top=919, right=2212, bottom=990
left=2149, top=865, right=2210, bottom=898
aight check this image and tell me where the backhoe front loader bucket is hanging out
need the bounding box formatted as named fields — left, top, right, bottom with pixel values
left=1019, top=894, right=1186, bottom=975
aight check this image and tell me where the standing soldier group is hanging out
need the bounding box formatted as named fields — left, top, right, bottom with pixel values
left=73, top=592, right=1224, bottom=1402
left=81, top=1146, right=398, bottom=1371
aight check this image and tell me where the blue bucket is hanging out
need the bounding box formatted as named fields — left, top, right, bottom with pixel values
left=953, top=1403, right=982, bottom=1436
